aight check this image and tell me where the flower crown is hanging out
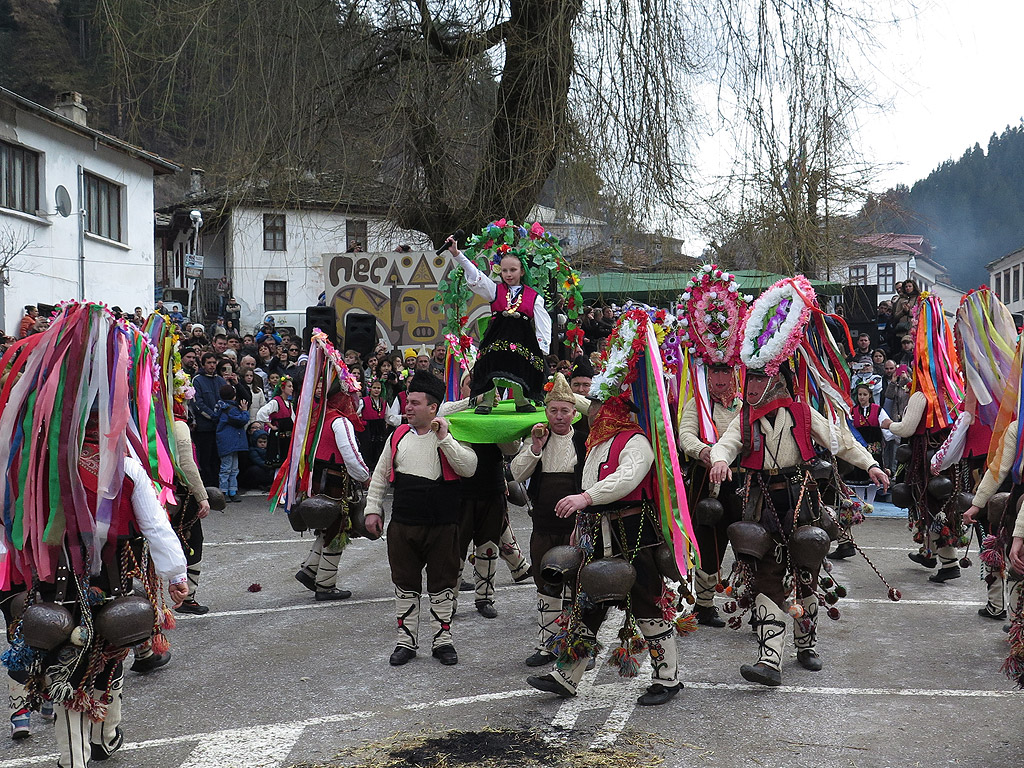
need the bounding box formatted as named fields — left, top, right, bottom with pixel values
left=740, top=276, right=815, bottom=375
left=676, top=265, right=752, bottom=367
left=590, top=306, right=678, bottom=401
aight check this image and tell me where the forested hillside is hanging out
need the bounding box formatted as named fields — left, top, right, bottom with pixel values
left=861, top=124, right=1024, bottom=288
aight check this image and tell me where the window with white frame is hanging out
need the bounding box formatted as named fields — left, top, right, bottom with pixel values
left=0, top=140, right=39, bottom=215
left=84, top=172, right=122, bottom=241
left=995, top=273, right=1002, bottom=300
left=848, top=265, right=868, bottom=285
left=877, top=263, right=896, bottom=295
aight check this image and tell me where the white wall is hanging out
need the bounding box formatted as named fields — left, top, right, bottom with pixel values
left=988, top=252, right=1024, bottom=315
left=228, top=206, right=429, bottom=331
left=824, top=254, right=914, bottom=303
left=0, top=107, right=159, bottom=331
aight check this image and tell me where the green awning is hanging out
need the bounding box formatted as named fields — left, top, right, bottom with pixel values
left=578, top=269, right=843, bottom=305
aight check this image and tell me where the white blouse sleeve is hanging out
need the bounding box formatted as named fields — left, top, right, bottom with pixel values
left=256, top=400, right=278, bottom=423
left=331, top=418, right=371, bottom=483
left=385, top=396, right=403, bottom=428
left=533, top=294, right=552, bottom=354
left=454, top=251, right=497, bottom=302
left=124, top=457, right=188, bottom=582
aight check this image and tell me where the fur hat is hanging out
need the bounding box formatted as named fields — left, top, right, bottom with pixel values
left=408, top=369, right=445, bottom=406
left=544, top=372, right=575, bottom=405
left=569, top=357, right=594, bottom=380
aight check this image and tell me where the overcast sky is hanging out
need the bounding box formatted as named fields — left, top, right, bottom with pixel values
left=860, top=0, right=1024, bottom=190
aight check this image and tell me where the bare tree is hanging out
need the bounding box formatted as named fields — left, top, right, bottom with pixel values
left=85, top=0, right=895, bottom=248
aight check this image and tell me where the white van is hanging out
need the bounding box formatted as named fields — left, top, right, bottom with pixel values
left=262, top=310, right=307, bottom=339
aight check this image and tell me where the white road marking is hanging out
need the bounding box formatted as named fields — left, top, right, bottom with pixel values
left=204, top=539, right=302, bottom=548
left=548, top=623, right=648, bottom=748
left=183, top=584, right=535, bottom=619
left=683, top=681, right=1022, bottom=697
left=1, top=682, right=1017, bottom=768
left=0, top=691, right=540, bottom=768
left=177, top=723, right=308, bottom=768
left=173, top=591, right=982, bottom=622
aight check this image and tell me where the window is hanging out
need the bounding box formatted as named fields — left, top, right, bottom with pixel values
left=346, top=219, right=367, bottom=251
left=877, top=263, right=896, bottom=295
left=848, top=265, right=868, bottom=285
left=84, top=172, right=122, bottom=241
left=1, top=140, right=39, bottom=215
left=264, top=280, right=287, bottom=311
left=263, top=214, right=286, bottom=251
left=1015, top=267, right=1021, bottom=305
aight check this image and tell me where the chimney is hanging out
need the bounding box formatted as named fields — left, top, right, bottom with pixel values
left=190, top=168, right=206, bottom=196
left=54, top=92, right=88, bottom=127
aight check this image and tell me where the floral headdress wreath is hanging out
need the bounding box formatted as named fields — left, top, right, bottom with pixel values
left=435, top=219, right=585, bottom=346
left=312, top=329, right=360, bottom=395
left=740, top=276, right=815, bottom=375
left=590, top=307, right=677, bottom=402
left=143, top=312, right=194, bottom=405
left=676, top=265, right=752, bottom=367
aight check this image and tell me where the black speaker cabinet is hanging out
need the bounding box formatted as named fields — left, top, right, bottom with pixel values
left=304, top=306, right=337, bottom=349
left=342, top=312, right=377, bottom=359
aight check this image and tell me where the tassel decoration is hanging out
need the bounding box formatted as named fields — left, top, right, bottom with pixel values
left=151, top=632, right=170, bottom=655
left=674, top=612, right=698, bottom=636
left=161, top=607, right=176, bottom=631
left=608, top=645, right=642, bottom=678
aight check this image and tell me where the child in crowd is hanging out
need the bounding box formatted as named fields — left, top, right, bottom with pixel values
left=216, top=384, right=250, bottom=502
left=241, top=430, right=275, bottom=491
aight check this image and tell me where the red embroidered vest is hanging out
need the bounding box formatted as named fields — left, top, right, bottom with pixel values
left=490, top=283, right=538, bottom=318
left=78, top=445, right=136, bottom=539
left=964, top=419, right=993, bottom=459
left=270, top=395, right=292, bottom=425
left=852, top=403, right=881, bottom=428
left=361, top=396, right=386, bottom=421
left=740, top=401, right=816, bottom=471
left=596, top=431, right=654, bottom=503
left=314, top=413, right=344, bottom=464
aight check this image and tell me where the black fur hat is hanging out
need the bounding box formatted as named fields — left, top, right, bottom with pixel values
left=407, top=370, right=445, bottom=406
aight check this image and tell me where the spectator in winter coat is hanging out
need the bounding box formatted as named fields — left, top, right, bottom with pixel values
left=216, top=384, right=250, bottom=502
left=241, top=430, right=275, bottom=490
left=191, top=353, right=228, bottom=486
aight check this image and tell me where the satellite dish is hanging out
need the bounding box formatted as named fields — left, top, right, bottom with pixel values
left=55, top=186, right=72, bottom=218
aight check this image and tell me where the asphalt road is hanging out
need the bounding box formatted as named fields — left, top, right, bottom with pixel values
left=1, top=496, right=1020, bottom=768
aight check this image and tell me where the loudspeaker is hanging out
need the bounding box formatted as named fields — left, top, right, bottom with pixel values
left=304, top=306, right=337, bottom=349
left=343, top=313, right=377, bottom=359
left=841, top=285, right=878, bottom=326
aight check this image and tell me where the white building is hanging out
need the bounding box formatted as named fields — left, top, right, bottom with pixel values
left=828, top=233, right=966, bottom=312
left=157, top=193, right=609, bottom=333
left=157, top=185, right=432, bottom=332
left=0, top=88, right=178, bottom=332
left=986, top=245, right=1024, bottom=316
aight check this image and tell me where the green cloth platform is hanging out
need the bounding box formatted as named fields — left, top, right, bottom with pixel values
left=447, top=400, right=580, bottom=444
